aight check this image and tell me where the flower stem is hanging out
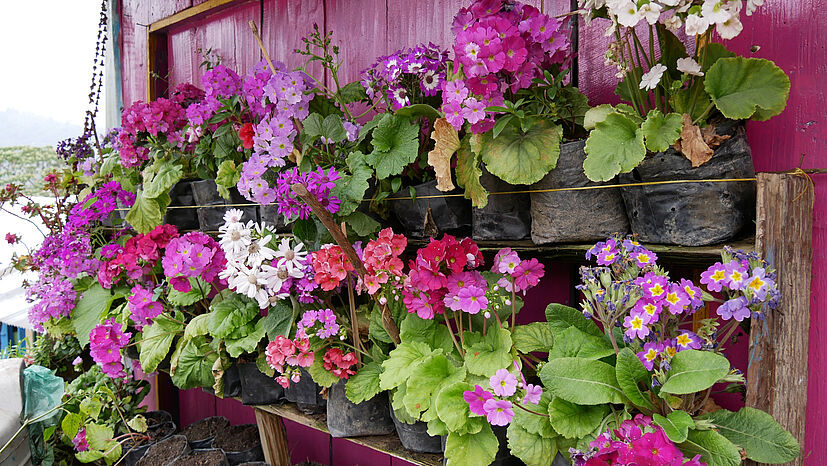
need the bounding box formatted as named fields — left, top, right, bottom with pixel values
left=443, top=311, right=464, bottom=357
left=514, top=402, right=549, bottom=417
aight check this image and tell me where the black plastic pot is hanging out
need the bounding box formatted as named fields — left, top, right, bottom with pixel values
left=181, top=416, right=229, bottom=450
left=326, top=380, right=395, bottom=438
left=164, top=180, right=200, bottom=231
left=238, top=363, right=284, bottom=406
left=284, top=368, right=325, bottom=414
left=391, top=180, right=471, bottom=238
left=258, top=205, right=293, bottom=233
left=144, top=410, right=173, bottom=430
left=618, top=120, right=755, bottom=246
left=390, top=406, right=442, bottom=453
left=224, top=364, right=242, bottom=398
left=136, top=435, right=190, bottom=466
left=530, top=140, right=630, bottom=244
left=473, top=167, right=532, bottom=240
left=191, top=180, right=259, bottom=232
left=214, top=424, right=264, bottom=465
left=169, top=448, right=230, bottom=466
left=122, top=419, right=178, bottom=466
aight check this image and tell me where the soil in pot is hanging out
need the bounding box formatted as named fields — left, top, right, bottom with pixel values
left=137, top=435, right=190, bottom=466
left=530, top=140, right=630, bottom=244
left=191, top=180, right=259, bottom=232
left=148, top=421, right=177, bottom=442
left=473, top=167, right=532, bottom=241
left=326, top=380, right=395, bottom=438
left=391, top=180, right=471, bottom=238
left=214, top=424, right=264, bottom=465
left=181, top=416, right=229, bottom=450
left=390, top=406, right=442, bottom=453
left=144, top=410, right=173, bottom=430
left=284, top=368, right=325, bottom=414
left=618, top=120, right=755, bottom=246
left=164, top=180, right=200, bottom=231
left=169, top=449, right=229, bottom=466
left=238, top=363, right=284, bottom=406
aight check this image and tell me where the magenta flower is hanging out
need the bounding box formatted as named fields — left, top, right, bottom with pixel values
left=457, top=285, right=488, bottom=314
left=443, top=100, right=465, bottom=129
left=89, top=319, right=131, bottom=378
left=663, top=283, right=690, bottom=315
left=72, top=428, right=89, bottom=452
left=463, top=384, right=494, bottom=416
left=679, top=278, right=705, bottom=309
left=639, top=273, right=669, bottom=301
left=492, top=247, right=521, bottom=275
left=675, top=331, right=702, bottom=351
left=724, top=261, right=750, bottom=290
left=630, top=249, right=658, bottom=267
left=700, top=262, right=728, bottom=292
left=637, top=341, right=662, bottom=371
left=523, top=384, right=542, bottom=405
left=623, top=311, right=651, bottom=340
left=483, top=399, right=514, bottom=426
left=127, top=285, right=163, bottom=329
left=596, top=247, right=619, bottom=266
left=513, top=258, right=544, bottom=291
left=462, top=97, right=487, bottom=124
left=633, top=298, right=662, bottom=322
left=489, top=368, right=518, bottom=397
left=444, top=80, right=469, bottom=102
left=717, top=296, right=751, bottom=321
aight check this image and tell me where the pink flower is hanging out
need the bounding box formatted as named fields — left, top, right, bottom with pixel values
left=634, top=298, right=662, bottom=322
left=463, top=384, right=494, bottom=416
left=623, top=311, right=650, bottom=340
left=501, top=36, right=527, bottom=72
left=663, top=283, right=690, bottom=315
left=72, top=428, right=89, bottom=452
left=483, top=399, right=514, bottom=426
left=444, top=80, right=468, bottom=102
left=638, top=273, right=669, bottom=301
left=462, top=97, right=487, bottom=124
left=265, top=336, right=296, bottom=372
left=637, top=341, right=662, bottom=371
left=457, top=285, right=488, bottom=314
left=489, top=368, right=517, bottom=397
left=680, top=278, right=705, bottom=309
left=724, top=261, right=749, bottom=290
left=513, top=258, right=544, bottom=291
left=5, top=233, right=18, bottom=244
left=492, top=247, right=521, bottom=275
left=596, top=247, right=619, bottom=265
left=630, top=249, right=657, bottom=267
left=523, top=384, right=542, bottom=405
left=700, top=262, right=728, bottom=292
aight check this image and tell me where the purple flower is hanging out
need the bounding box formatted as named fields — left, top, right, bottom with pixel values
left=523, top=384, right=542, bottom=405
left=456, top=285, right=488, bottom=314
left=72, top=428, right=89, bottom=452
left=623, top=310, right=651, bottom=340
left=675, top=331, right=702, bottom=351
left=724, top=261, right=750, bottom=290
left=630, top=249, right=658, bottom=267
left=127, top=285, right=163, bottom=329
left=700, top=262, right=728, bottom=292
left=717, top=296, right=751, bottom=322
left=637, top=341, right=662, bottom=371
left=745, top=267, right=773, bottom=300
left=483, top=399, right=514, bottom=426
left=663, top=283, right=690, bottom=315
left=462, top=97, right=487, bottom=124
left=89, top=319, right=131, bottom=379
left=72, top=356, right=83, bottom=366
left=463, top=384, right=494, bottom=416
left=443, top=100, right=465, bottom=130
left=492, top=247, right=521, bottom=275
left=679, top=278, right=705, bottom=309
left=489, top=368, right=517, bottom=397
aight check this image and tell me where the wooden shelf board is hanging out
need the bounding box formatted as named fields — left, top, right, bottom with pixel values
left=252, top=402, right=444, bottom=466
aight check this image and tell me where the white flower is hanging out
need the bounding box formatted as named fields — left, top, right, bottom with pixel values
left=746, top=0, right=764, bottom=15
left=716, top=14, right=743, bottom=39
left=219, top=223, right=252, bottom=257
left=275, top=238, right=307, bottom=272
left=639, top=2, right=662, bottom=25
left=684, top=14, right=710, bottom=36
left=614, top=0, right=643, bottom=27
left=639, top=64, right=667, bottom=91
left=245, top=237, right=276, bottom=268
left=230, top=265, right=267, bottom=299
left=702, top=0, right=732, bottom=24
left=222, top=209, right=246, bottom=227
left=676, top=57, right=704, bottom=76
left=261, top=263, right=304, bottom=295
left=659, top=0, right=681, bottom=5
left=219, top=261, right=240, bottom=282
left=664, top=13, right=683, bottom=31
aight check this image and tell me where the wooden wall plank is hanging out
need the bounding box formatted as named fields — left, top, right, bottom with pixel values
left=120, top=0, right=150, bottom=105
left=325, top=0, right=389, bottom=84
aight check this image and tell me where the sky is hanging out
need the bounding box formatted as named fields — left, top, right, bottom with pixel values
left=0, top=1, right=106, bottom=127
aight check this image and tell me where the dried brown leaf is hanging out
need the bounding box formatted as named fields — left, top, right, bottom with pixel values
left=427, top=118, right=460, bottom=192
left=701, top=125, right=731, bottom=148
left=678, top=114, right=714, bottom=168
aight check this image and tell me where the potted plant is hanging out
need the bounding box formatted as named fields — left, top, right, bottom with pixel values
left=578, top=1, right=790, bottom=245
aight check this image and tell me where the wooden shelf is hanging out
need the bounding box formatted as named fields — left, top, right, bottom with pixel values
left=252, top=402, right=443, bottom=466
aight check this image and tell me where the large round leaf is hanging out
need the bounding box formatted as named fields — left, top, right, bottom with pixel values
left=659, top=350, right=730, bottom=395
left=641, top=110, right=683, bottom=152
left=680, top=429, right=741, bottom=466
left=705, top=57, right=790, bottom=121
left=480, top=119, right=562, bottom=185
left=444, top=424, right=499, bottom=466
left=539, top=357, right=625, bottom=405
left=507, top=423, right=559, bottom=466
left=548, top=397, right=608, bottom=439
left=583, top=112, right=645, bottom=182
left=435, top=381, right=485, bottom=435
left=615, top=347, right=656, bottom=410
left=706, top=407, right=800, bottom=463
left=512, top=391, right=556, bottom=438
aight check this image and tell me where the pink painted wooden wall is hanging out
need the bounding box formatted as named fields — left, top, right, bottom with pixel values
left=117, top=0, right=827, bottom=464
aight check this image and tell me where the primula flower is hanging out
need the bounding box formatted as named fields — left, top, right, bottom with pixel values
left=596, top=247, right=619, bottom=266
left=663, top=284, right=690, bottom=315
left=89, top=319, right=131, bottom=378
left=637, top=341, right=662, bottom=371
left=623, top=311, right=651, bottom=340
left=700, top=262, right=728, bottom=292
left=745, top=267, right=773, bottom=300
left=323, top=348, right=357, bottom=379
left=239, top=123, right=255, bottom=149
left=483, top=399, right=514, bottom=426
left=265, top=336, right=296, bottom=372
left=463, top=384, right=494, bottom=416
left=638, top=64, right=667, bottom=91
left=724, top=262, right=750, bottom=290
left=717, top=296, right=751, bottom=321
left=680, top=278, right=705, bottom=309
left=457, top=285, right=488, bottom=314
left=513, top=258, right=544, bottom=291
left=72, top=429, right=89, bottom=452
left=493, top=248, right=521, bottom=275
left=489, top=368, right=518, bottom=397
left=523, top=384, right=542, bottom=405
left=630, top=249, right=657, bottom=267
left=675, top=331, right=702, bottom=351
left=127, top=285, right=163, bottom=329
left=677, top=57, right=704, bottom=76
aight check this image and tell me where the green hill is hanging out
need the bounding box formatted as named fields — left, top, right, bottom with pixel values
left=0, top=146, right=65, bottom=195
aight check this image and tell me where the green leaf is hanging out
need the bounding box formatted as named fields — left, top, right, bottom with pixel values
left=705, top=57, right=790, bottom=121
left=321, top=114, right=348, bottom=143
left=345, top=361, right=383, bottom=404
left=435, top=381, right=485, bottom=435
left=80, top=397, right=102, bottom=420
left=653, top=411, right=693, bottom=443
left=301, top=113, right=324, bottom=138
left=183, top=314, right=210, bottom=340
left=507, top=423, right=558, bottom=466
left=513, top=391, right=556, bottom=438
left=659, top=350, right=730, bottom=395
left=171, top=336, right=218, bottom=390
left=463, top=325, right=512, bottom=377
left=76, top=450, right=105, bottom=463
left=404, top=353, right=466, bottom=417
left=71, top=284, right=113, bottom=347
left=680, top=429, right=742, bottom=466
left=127, top=415, right=148, bottom=433
left=547, top=326, right=614, bottom=360
left=512, top=322, right=554, bottom=353
left=215, top=160, right=241, bottom=200
left=307, top=356, right=340, bottom=388
left=706, top=407, right=800, bottom=463
left=583, top=104, right=616, bottom=131
left=444, top=424, right=499, bottom=466
left=545, top=304, right=602, bottom=338
left=395, top=103, right=441, bottom=121
left=143, top=162, right=182, bottom=199
left=61, top=412, right=84, bottom=439
left=480, top=119, right=562, bottom=185
left=335, top=81, right=368, bottom=104
left=641, top=110, right=683, bottom=152
left=548, top=398, right=608, bottom=439
left=615, top=348, right=656, bottom=411
left=341, top=211, right=380, bottom=237
left=208, top=294, right=259, bottom=339
left=366, top=114, right=419, bottom=179
left=656, top=24, right=688, bottom=78
left=125, top=190, right=168, bottom=234
left=455, top=136, right=488, bottom=208
left=399, top=315, right=455, bottom=355
left=259, top=299, right=294, bottom=340
left=380, top=341, right=435, bottom=390
left=139, top=312, right=184, bottom=373
left=331, top=151, right=371, bottom=216
left=167, top=277, right=211, bottom=306
left=85, top=423, right=114, bottom=451
left=583, top=112, right=646, bottom=182
left=539, top=357, right=625, bottom=405
left=308, top=94, right=344, bottom=118
left=256, top=353, right=275, bottom=377
left=224, top=318, right=267, bottom=358
left=292, top=218, right=317, bottom=244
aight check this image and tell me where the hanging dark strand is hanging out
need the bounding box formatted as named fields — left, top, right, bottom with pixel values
left=83, top=0, right=110, bottom=139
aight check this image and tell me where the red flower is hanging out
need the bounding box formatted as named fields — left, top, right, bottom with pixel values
left=239, top=123, right=255, bottom=149
left=322, top=348, right=357, bottom=379
left=5, top=233, right=18, bottom=244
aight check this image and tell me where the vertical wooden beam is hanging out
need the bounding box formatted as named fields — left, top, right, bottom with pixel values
left=254, top=407, right=291, bottom=465
left=746, top=173, right=813, bottom=466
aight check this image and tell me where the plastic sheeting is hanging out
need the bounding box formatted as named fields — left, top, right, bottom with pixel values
left=21, top=365, right=64, bottom=465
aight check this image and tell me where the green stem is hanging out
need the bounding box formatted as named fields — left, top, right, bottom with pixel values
left=0, top=400, right=69, bottom=457
left=443, top=311, right=464, bottom=357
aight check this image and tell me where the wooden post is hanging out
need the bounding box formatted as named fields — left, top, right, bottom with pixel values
left=254, top=408, right=291, bottom=466
left=746, top=173, right=813, bottom=466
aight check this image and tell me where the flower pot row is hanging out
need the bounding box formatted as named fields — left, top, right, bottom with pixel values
left=130, top=421, right=265, bottom=466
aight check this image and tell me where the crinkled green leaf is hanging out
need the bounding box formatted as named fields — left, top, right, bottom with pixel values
left=513, top=391, right=556, bottom=438
left=85, top=423, right=114, bottom=451
left=480, top=119, right=562, bottom=185
left=345, top=361, right=383, bottom=404
left=680, top=429, right=742, bottom=466
left=224, top=318, right=266, bottom=358
left=399, top=314, right=455, bottom=355
left=512, top=322, right=554, bottom=353
left=547, top=326, right=614, bottom=361
left=259, top=299, right=294, bottom=340
left=584, top=104, right=616, bottom=131
left=341, top=211, right=380, bottom=237
left=705, top=407, right=800, bottom=463
left=545, top=303, right=602, bottom=338
left=507, top=422, right=559, bottom=466
left=183, top=314, right=210, bottom=340
left=125, top=190, right=169, bottom=234
left=540, top=357, right=625, bottom=405
left=61, top=413, right=84, bottom=439
left=321, top=114, right=348, bottom=143
left=139, top=312, right=185, bottom=373
left=366, top=114, right=419, bottom=179
left=127, top=415, right=148, bottom=433
left=548, top=397, right=608, bottom=439
left=455, top=136, right=488, bottom=208
left=208, top=294, right=259, bottom=339
left=335, top=80, right=368, bottom=104
left=435, top=381, right=485, bottom=435
left=463, top=325, right=512, bottom=377
left=660, top=350, right=730, bottom=395
left=444, top=424, right=499, bottom=466
left=615, top=347, right=656, bottom=411
left=215, top=160, right=241, bottom=200
left=380, top=340, right=435, bottom=390
left=641, top=110, right=683, bottom=152
left=167, top=277, right=210, bottom=306
left=404, top=353, right=466, bottom=417
left=143, top=162, right=182, bottom=199
left=705, top=57, right=790, bottom=121
left=307, top=355, right=340, bottom=388
left=331, top=151, right=371, bottom=216
left=584, top=112, right=645, bottom=182
left=653, top=411, right=693, bottom=444
left=80, top=397, right=102, bottom=420
left=171, top=336, right=218, bottom=390
left=395, top=103, right=441, bottom=121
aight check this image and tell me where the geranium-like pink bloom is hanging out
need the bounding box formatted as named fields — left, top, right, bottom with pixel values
left=523, top=384, right=542, bottom=405
left=457, top=285, right=488, bottom=314
left=265, top=336, right=296, bottom=372
left=463, top=384, right=494, bottom=416
left=700, top=262, right=728, bottom=292
left=89, top=319, right=131, bottom=378
left=513, top=258, right=544, bottom=291
left=483, top=399, right=514, bottom=426
left=127, top=285, right=163, bottom=329
left=489, top=368, right=517, bottom=397
left=72, top=429, right=89, bottom=452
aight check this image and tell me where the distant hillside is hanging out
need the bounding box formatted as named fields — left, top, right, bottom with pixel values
left=0, top=146, right=65, bottom=195
left=0, top=109, right=82, bottom=147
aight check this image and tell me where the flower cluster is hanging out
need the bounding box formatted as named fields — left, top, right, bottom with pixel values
left=700, top=246, right=780, bottom=322
left=443, top=0, right=570, bottom=132
left=297, top=308, right=341, bottom=339
left=127, top=285, right=163, bottom=330
left=116, top=97, right=188, bottom=167
left=322, top=348, right=358, bottom=379
left=265, top=335, right=315, bottom=387
left=463, top=364, right=542, bottom=427
left=311, top=243, right=354, bottom=291
left=89, top=318, right=132, bottom=379
left=359, top=228, right=407, bottom=295
left=569, top=414, right=704, bottom=466
left=361, top=43, right=449, bottom=110
left=97, top=224, right=179, bottom=289
left=161, top=231, right=226, bottom=293
left=273, top=167, right=341, bottom=220
left=72, top=429, right=89, bottom=452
